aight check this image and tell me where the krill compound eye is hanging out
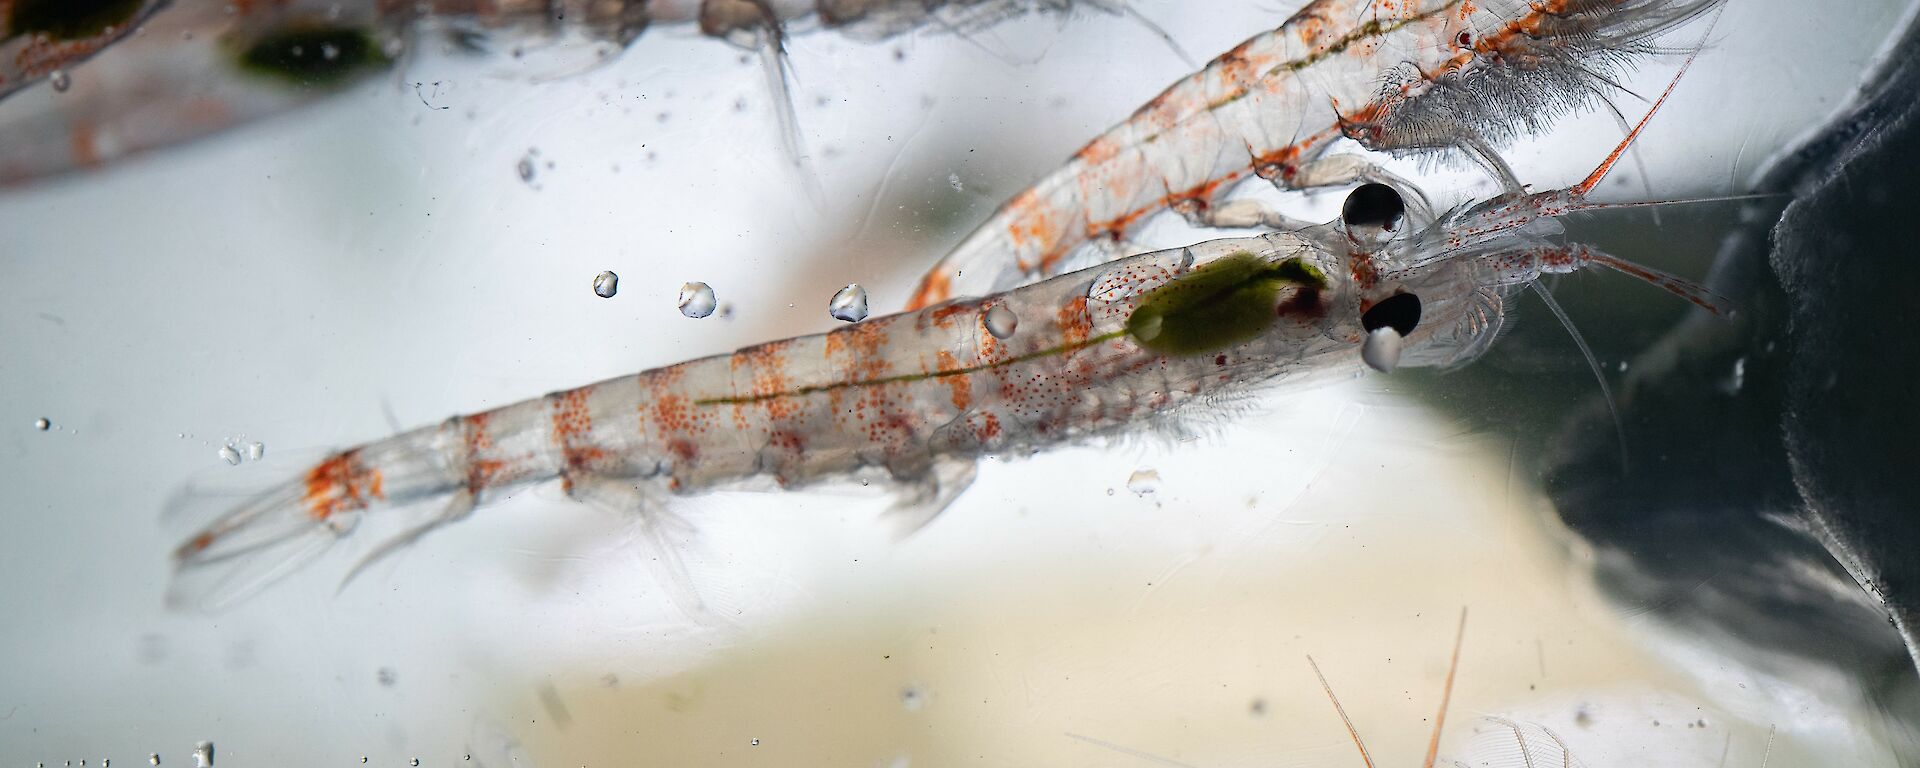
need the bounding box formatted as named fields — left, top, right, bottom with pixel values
left=1341, top=183, right=1406, bottom=233
left=1360, top=292, right=1421, bottom=337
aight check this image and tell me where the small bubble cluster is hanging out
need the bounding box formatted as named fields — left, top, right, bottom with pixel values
left=829, top=284, right=870, bottom=323
left=678, top=282, right=717, bottom=318
left=984, top=305, right=1018, bottom=339
left=1126, top=469, right=1161, bottom=496
left=214, top=437, right=267, bottom=466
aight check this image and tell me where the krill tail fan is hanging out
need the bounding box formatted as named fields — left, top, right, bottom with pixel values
left=167, top=433, right=460, bottom=612
left=165, top=462, right=366, bottom=613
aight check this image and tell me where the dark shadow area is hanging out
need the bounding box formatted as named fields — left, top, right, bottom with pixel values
left=1526, top=18, right=1920, bottom=762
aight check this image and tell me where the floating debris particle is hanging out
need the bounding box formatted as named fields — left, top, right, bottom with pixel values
left=516, top=148, right=539, bottom=184
left=149, top=755, right=160, bottom=767
left=34, top=417, right=50, bottom=431
left=50, top=70, right=71, bottom=92
left=192, top=741, right=214, bottom=768
left=900, top=685, right=925, bottom=712
left=1126, top=469, right=1161, bottom=496
left=750, top=739, right=761, bottom=747
left=829, top=284, right=869, bottom=323
left=537, top=682, right=575, bottom=728
left=377, top=667, right=397, bottom=686
left=678, top=282, right=717, bottom=318
left=593, top=270, right=619, bottom=299
left=218, top=445, right=242, bottom=466
left=245, top=441, right=265, bottom=461
left=984, top=305, right=1018, bottom=339
left=948, top=172, right=963, bottom=192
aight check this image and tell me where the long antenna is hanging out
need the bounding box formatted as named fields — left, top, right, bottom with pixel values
left=1582, top=246, right=1732, bottom=316
left=1573, top=2, right=1723, bottom=197
left=1573, top=53, right=1694, bottom=195
left=1529, top=282, right=1630, bottom=472
left=1423, top=607, right=1469, bottom=768
left=1308, top=654, right=1377, bottom=768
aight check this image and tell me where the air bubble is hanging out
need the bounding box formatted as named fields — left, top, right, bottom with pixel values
left=34, top=417, right=50, bottom=431
left=678, top=282, right=716, bottom=318
left=321, top=43, right=340, bottom=60
left=829, top=284, right=869, bottom=322
left=410, top=760, right=419, bottom=767
left=149, top=755, right=160, bottom=766
left=593, top=270, right=619, bottom=299
left=192, top=741, right=214, bottom=768
left=984, top=305, right=1018, bottom=339
left=1126, top=469, right=1161, bottom=496
left=218, top=445, right=242, bottom=466
left=750, top=739, right=761, bottom=747
left=50, top=70, right=71, bottom=92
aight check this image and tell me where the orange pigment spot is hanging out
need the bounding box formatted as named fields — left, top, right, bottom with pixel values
left=1075, top=135, right=1122, bottom=165
left=936, top=351, right=973, bottom=410
left=908, top=270, right=953, bottom=311
left=302, top=451, right=379, bottom=521
left=974, top=413, right=1002, bottom=443
left=1006, top=190, right=1060, bottom=255
left=1057, top=296, right=1092, bottom=346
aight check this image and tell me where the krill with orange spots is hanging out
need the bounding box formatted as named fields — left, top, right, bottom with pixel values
left=167, top=72, right=1727, bottom=612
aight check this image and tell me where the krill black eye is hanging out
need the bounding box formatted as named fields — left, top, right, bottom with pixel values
left=1341, top=183, right=1405, bottom=232
left=1361, top=292, right=1421, bottom=337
